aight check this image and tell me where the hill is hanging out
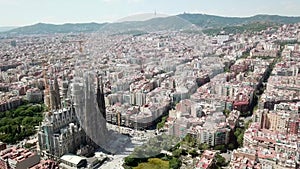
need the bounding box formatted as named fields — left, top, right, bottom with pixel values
left=3, top=22, right=106, bottom=35
left=2, top=14, right=300, bottom=35
left=178, top=13, right=300, bottom=28
left=0, top=27, right=18, bottom=32
left=100, top=15, right=198, bottom=34
left=202, top=22, right=279, bottom=35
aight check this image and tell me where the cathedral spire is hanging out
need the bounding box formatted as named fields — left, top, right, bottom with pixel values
left=53, top=75, right=61, bottom=109
left=49, top=80, right=55, bottom=111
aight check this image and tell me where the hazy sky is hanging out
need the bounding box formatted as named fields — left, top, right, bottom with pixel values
left=1, top=0, right=300, bottom=26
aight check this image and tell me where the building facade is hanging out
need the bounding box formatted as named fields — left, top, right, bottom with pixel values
left=37, top=108, right=86, bottom=158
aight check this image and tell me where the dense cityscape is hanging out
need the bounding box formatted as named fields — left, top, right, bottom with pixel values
left=0, top=10, right=300, bottom=169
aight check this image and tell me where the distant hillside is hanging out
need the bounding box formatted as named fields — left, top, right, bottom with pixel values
left=203, top=22, right=280, bottom=35
left=177, top=13, right=300, bottom=28
left=0, top=27, right=17, bottom=32
left=103, top=14, right=300, bottom=34
left=2, top=14, right=300, bottom=35
left=101, top=16, right=198, bottom=34
left=116, top=13, right=169, bottom=22
left=3, top=23, right=106, bottom=35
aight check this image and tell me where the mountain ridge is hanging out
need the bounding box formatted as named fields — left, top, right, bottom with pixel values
left=2, top=22, right=107, bottom=35
left=0, top=26, right=18, bottom=32
left=2, top=13, right=300, bottom=35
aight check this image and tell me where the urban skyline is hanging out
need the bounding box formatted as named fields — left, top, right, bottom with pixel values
left=0, top=1, right=300, bottom=168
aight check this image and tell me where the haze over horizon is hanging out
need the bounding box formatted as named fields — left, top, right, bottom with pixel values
left=1, top=0, right=300, bottom=27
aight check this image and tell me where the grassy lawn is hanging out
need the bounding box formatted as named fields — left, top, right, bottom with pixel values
left=133, top=158, right=169, bottom=169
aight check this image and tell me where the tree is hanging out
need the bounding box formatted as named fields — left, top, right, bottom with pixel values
left=13, top=116, right=23, bottom=124
left=5, top=111, right=13, bottom=118
left=188, top=149, right=198, bottom=158
left=22, top=117, right=33, bottom=126
left=214, top=145, right=226, bottom=153
left=0, top=103, right=44, bottom=144
left=169, top=157, right=181, bottom=169
left=245, top=119, right=253, bottom=129
left=157, top=115, right=168, bottom=130
left=124, top=156, right=138, bottom=166
left=183, top=134, right=196, bottom=147
left=157, top=122, right=164, bottom=130
left=172, top=149, right=182, bottom=158
left=234, top=128, right=242, bottom=137
left=215, top=154, right=227, bottom=167
left=198, top=143, right=210, bottom=150
left=29, top=105, right=42, bottom=113
left=223, top=109, right=231, bottom=117
left=237, top=134, right=244, bottom=147
left=228, top=143, right=235, bottom=150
